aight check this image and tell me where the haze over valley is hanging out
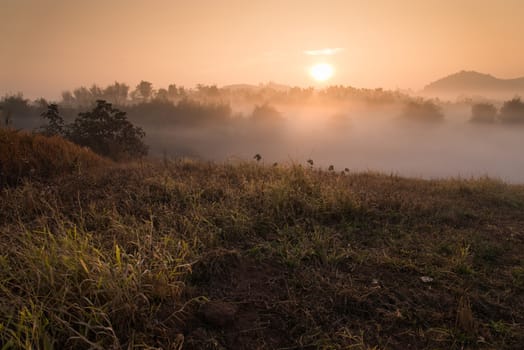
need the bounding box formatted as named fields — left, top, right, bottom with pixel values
left=3, top=72, right=524, bottom=182
left=3, top=1, right=524, bottom=182
left=3, top=2, right=524, bottom=349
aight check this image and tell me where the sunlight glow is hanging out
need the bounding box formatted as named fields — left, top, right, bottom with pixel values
left=310, top=63, right=334, bottom=82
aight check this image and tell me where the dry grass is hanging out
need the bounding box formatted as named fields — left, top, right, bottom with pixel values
left=0, top=127, right=109, bottom=187
left=1, top=158, right=524, bottom=349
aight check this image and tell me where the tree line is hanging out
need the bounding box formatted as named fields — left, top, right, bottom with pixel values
left=58, top=81, right=414, bottom=107
left=470, top=98, right=524, bottom=124
left=2, top=83, right=524, bottom=139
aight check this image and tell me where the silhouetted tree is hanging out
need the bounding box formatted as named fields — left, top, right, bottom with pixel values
left=470, top=103, right=497, bottom=123
left=132, top=81, right=154, bottom=103
left=400, top=99, right=444, bottom=123
left=61, top=90, right=75, bottom=106
left=73, top=87, right=94, bottom=106
left=69, top=100, right=148, bottom=160
left=34, top=98, right=49, bottom=110
left=89, top=85, right=104, bottom=101
left=0, top=94, right=36, bottom=128
left=154, top=88, right=169, bottom=101
left=40, top=104, right=65, bottom=136
left=251, top=104, right=282, bottom=123
left=499, top=97, right=524, bottom=124
left=196, top=84, right=220, bottom=99
left=1, top=94, right=29, bottom=113
left=103, top=82, right=129, bottom=105
left=177, top=86, right=187, bottom=98
left=167, top=84, right=180, bottom=100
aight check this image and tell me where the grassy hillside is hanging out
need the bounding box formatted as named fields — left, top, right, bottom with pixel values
left=0, top=128, right=109, bottom=187
left=1, top=158, right=524, bottom=349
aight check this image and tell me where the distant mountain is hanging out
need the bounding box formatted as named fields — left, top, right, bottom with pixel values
left=423, top=70, right=524, bottom=98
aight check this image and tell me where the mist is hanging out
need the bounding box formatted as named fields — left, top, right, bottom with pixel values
left=134, top=94, right=523, bottom=183
left=2, top=83, right=523, bottom=183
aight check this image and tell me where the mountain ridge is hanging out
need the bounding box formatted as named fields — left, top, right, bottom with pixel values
left=423, top=70, right=524, bottom=97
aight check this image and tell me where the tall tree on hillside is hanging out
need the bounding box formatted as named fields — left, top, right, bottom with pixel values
left=40, top=103, right=65, bottom=136
left=69, top=100, right=148, bottom=160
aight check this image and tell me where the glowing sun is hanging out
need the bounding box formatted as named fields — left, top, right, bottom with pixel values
left=310, top=63, right=334, bottom=82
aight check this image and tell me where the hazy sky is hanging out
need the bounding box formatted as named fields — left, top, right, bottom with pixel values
left=2, top=0, right=524, bottom=99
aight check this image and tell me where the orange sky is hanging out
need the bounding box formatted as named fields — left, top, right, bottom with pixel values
left=1, top=0, right=524, bottom=99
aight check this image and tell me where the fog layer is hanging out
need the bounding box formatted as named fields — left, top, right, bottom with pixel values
left=144, top=102, right=524, bottom=183
left=3, top=85, right=524, bottom=183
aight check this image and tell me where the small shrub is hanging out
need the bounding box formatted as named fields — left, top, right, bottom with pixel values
left=470, top=103, right=497, bottom=123
left=499, top=97, right=524, bottom=124
left=400, top=99, right=444, bottom=123
left=251, top=104, right=283, bottom=123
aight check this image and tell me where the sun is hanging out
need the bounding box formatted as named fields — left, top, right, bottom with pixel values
left=310, top=63, right=334, bottom=82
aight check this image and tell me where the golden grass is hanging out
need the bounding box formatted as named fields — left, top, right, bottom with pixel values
left=1, top=158, right=523, bottom=349
left=0, top=127, right=109, bottom=187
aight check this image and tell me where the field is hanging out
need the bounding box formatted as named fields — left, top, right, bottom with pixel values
left=1, top=131, right=524, bottom=349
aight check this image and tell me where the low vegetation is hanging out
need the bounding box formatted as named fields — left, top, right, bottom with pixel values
left=400, top=99, right=444, bottom=123
left=1, top=150, right=524, bottom=349
left=499, top=97, right=524, bottom=124
left=470, top=98, right=524, bottom=124
left=0, top=127, right=108, bottom=187
left=470, top=103, right=498, bottom=124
